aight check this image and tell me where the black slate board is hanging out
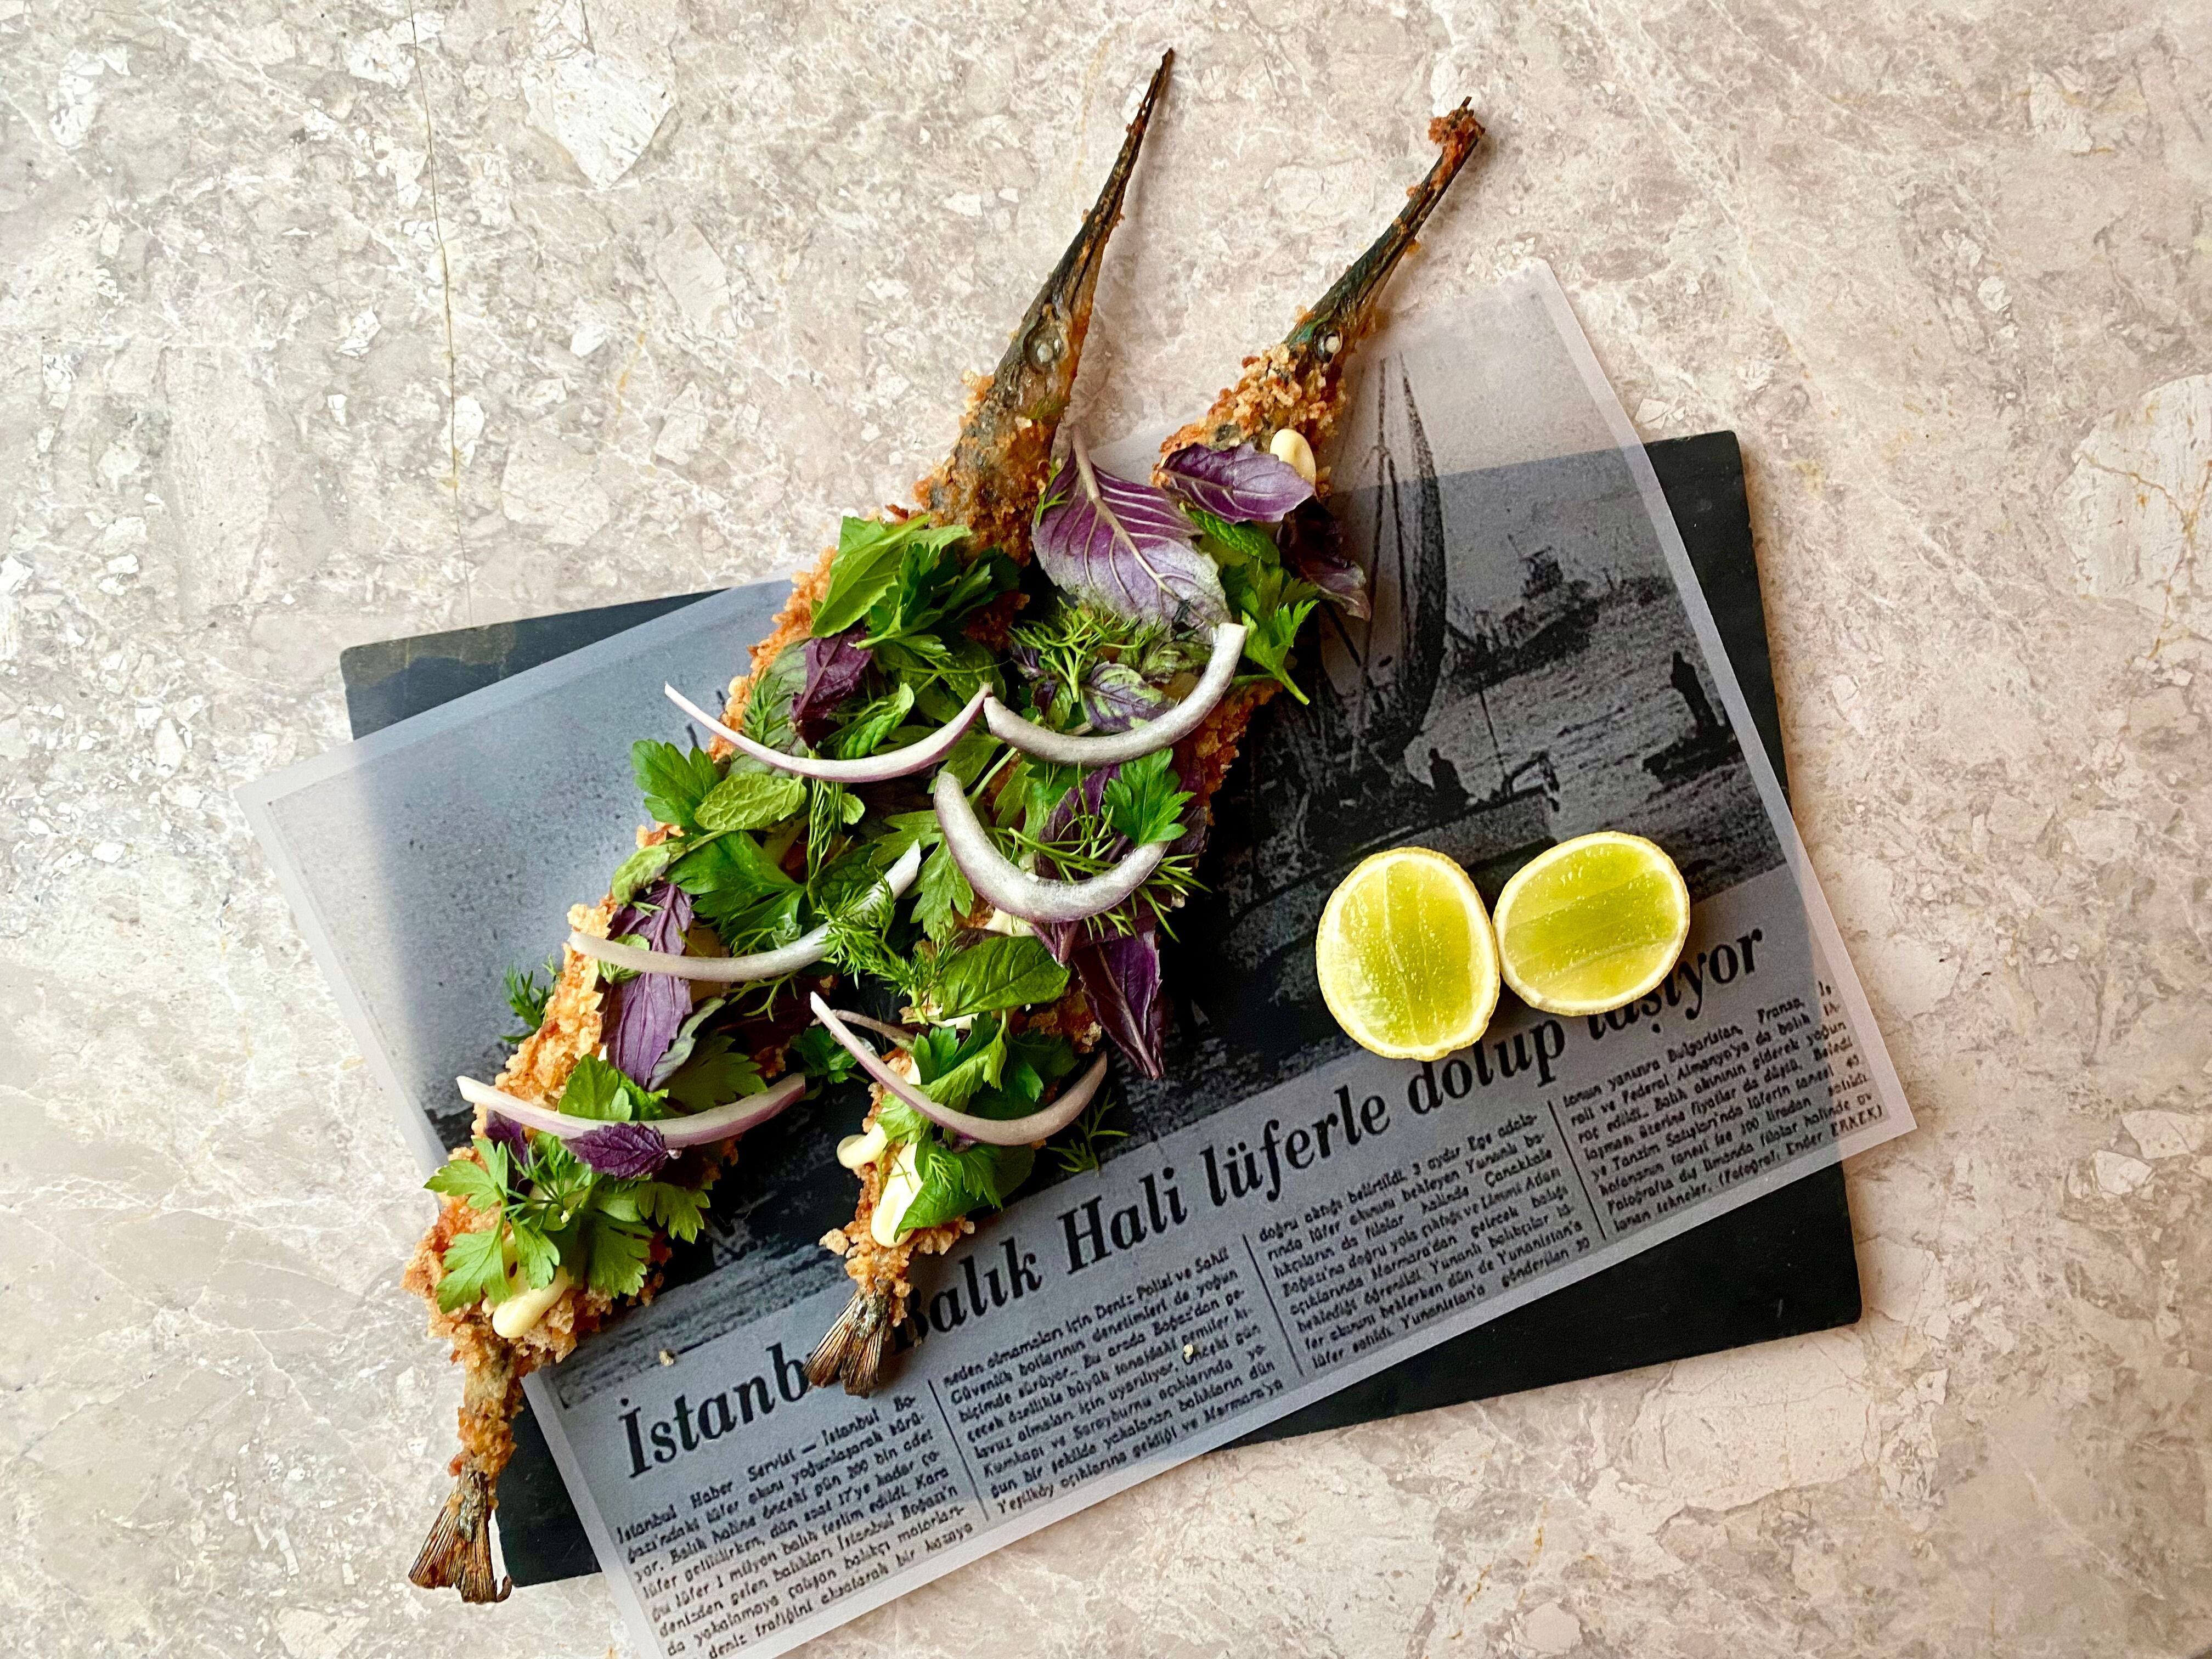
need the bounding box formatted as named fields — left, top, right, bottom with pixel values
left=344, top=431, right=1859, bottom=1585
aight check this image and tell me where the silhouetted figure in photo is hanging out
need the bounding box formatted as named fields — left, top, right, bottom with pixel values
left=1671, top=650, right=1722, bottom=737
left=1427, top=746, right=1468, bottom=815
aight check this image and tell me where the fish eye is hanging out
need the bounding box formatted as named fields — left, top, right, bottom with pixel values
left=1024, top=321, right=1064, bottom=369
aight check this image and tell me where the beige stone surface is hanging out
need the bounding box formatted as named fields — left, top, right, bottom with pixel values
left=3, top=1, right=2208, bottom=1655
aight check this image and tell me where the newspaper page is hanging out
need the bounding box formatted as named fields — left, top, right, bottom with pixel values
left=241, top=261, right=1912, bottom=1658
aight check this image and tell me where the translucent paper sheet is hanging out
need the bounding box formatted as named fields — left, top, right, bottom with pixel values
left=241, top=262, right=1912, bottom=1657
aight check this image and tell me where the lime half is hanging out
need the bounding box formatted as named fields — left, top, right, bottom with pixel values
left=1316, top=847, right=1500, bottom=1061
left=1492, top=832, right=1690, bottom=1017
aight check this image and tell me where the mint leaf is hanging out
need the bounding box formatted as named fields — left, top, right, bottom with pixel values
left=1187, top=504, right=1282, bottom=568
left=435, top=1225, right=511, bottom=1313
left=913, top=842, right=973, bottom=943
left=632, top=741, right=723, bottom=830
left=696, top=770, right=806, bottom=833
left=830, top=682, right=916, bottom=759
left=813, top=516, right=970, bottom=639
left=610, top=840, right=685, bottom=906
left=1102, top=749, right=1193, bottom=845
left=426, top=1152, right=506, bottom=1214
left=930, top=934, right=1069, bottom=1017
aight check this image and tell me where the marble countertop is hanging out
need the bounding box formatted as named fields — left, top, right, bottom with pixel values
left=4, top=1, right=2208, bottom=1655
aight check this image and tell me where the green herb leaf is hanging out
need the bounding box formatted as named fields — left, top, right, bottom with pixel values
left=425, top=1150, right=507, bottom=1213
left=1102, top=748, right=1193, bottom=846
left=696, top=770, right=807, bottom=833
left=898, top=1138, right=1035, bottom=1236
left=584, top=1214, right=655, bottom=1299
left=830, top=683, right=915, bottom=759
left=910, top=1015, right=1007, bottom=1109
left=1187, top=505, right=1281, bottom=570
left=509, top=1215, right=561, bottom=1289
left=632, top=740, right=723, bottom=830
left=558, top=1055, right=632, bottom=1121
left=669, top=830, right=795, bottom=900
left=502, top=957, right=560, bottom=1043
left=609, top=840, right=684, bottom=906
left=912, top=842, right=974, bottom=943
left=637, top=1181, right=709, bottom=1245
left=789, top=1025, right=859, bottom=1091
left=664, top=1031, right=764, bottom=1111
left=435, top=1224, right=511, bottom=1313
left=930, top=934, right=1069, bottom=1018
left=1221, top=562, right=1320, bottom=704
left=813, top=516, right=971, bottom=639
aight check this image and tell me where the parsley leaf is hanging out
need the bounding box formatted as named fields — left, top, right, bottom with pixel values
left=813, top=516, right=971, bottom=639
left=664, top=1031, right=764, bottom=1111
left=557, top=1054, right=671, bottom=1122
left=637, top=1181, right=709, bottom=1245
left=1102, top=749, right=1193, bottom=846
left=789, top=1024, right=859, bottom=1091
left=509, top=1216, right=561, bottom=1289
left=912, top=841, right=974, bottom=943
left=426, top=1150, right=507, bottom=1213
left=929, top=934, right=1069, bottom=1018
left=435, top=1224, right=511, bottom=1313
left=583, top=1214, right=655, bottom=1300
left=696, top=769, right=807, bottom=832
left=1220, top=562, right=1320, bottom=704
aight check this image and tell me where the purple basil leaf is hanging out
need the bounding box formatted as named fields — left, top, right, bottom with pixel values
left=1159, top=442, right=1316, bottom=523
left=1080, top=663, right=1169, bottom=733
left=603, top=880, right=695, bottom=1087
left=568, top=1120, right=674, bottom=1179
left=1074, top=929, right=1166, bottom=1079
left=794, top=629, right=873, bottom=744
left=1034, top=447, right=1228, bottom=628
left=1279, top=500, right=1369, bottom=619
left=482, top=1113, right=528, bottom=1162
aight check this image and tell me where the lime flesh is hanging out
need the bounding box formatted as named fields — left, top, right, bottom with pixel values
left=1492, top=832, right=1690, bottom=1016
left=1316, top=848, right=1500, bottom=1061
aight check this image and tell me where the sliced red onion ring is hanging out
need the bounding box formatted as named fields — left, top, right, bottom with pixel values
left=981, top=621, right=1247, bottom=764
left=664, top=682, right=988, bottom=782
left=456, top=1072, right=804, bottom=1147
left=933, top=769, right=1166, bottom=924
left=568, top=843, right=922, bottom=981
left=808, top=995, right=1109, bottom=1147
left=835, top=1012, right=921, bottom=1047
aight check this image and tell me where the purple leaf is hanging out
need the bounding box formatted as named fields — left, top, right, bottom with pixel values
left=603, top=881, right=695, bottom=1087
left=1034, top=444, right=1228, bottom=628
left=482, top=1113, right=528, bottom=1162
left=568, top=1120, right=674, bottom=1178
left=794, top=630, right=873, bottom=743
left=1159, top=443, right=1316, bottom=523
left=1080, top=663, right=1169, bottom=733
left=1073, top=929, right=1166, bottom=1079
left=1278, top=501, right=1369, bottom=619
